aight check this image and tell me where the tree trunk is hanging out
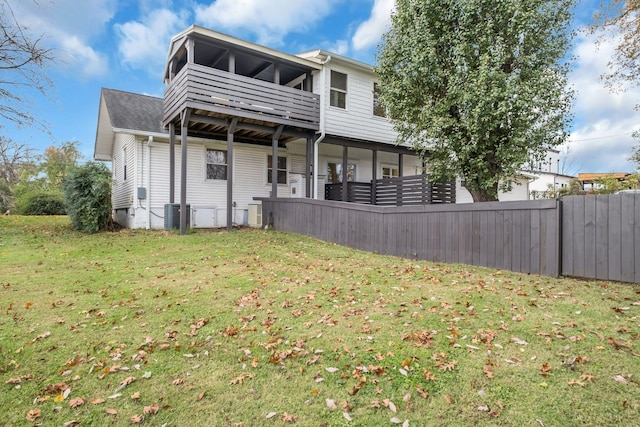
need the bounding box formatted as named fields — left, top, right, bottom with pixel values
left=466, top=183, right=499, bottom=202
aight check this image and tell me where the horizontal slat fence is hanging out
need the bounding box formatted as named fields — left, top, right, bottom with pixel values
left=562, top=194, right=640, bottom=283
left=260, top=198, right=561, bottom=277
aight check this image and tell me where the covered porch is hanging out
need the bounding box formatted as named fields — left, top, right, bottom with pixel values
left=162, top=26, right=321, bottom=234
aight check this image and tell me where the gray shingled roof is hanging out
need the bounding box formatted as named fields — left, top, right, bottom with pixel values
left=101, top=88, right=166, bottom=134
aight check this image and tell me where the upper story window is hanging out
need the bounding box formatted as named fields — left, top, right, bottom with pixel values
left=373, top=82, right=386, bottom=117
left=206, top=149, right=227, bottom=180
left=330, top=70, right=347, bottom=109
left=268, top=155, right=287, bottom=184
left=382, top=165, right=399, bottom=179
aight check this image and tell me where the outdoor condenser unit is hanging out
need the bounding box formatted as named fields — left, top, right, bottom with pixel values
left=164, top=203, right=190, bottom=230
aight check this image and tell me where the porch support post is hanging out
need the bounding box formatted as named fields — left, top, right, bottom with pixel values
left=274, top=62, right=280, bottom=84
left=342, top=145, right=348, bottom=202
left=169, top=122, right=175, bottom=204
left=271, top=125, right=284, bottom=199
left=398, top=153, right=404, bottom=176
left=371, top=149, right=377, bottom=205
left=305, top=71, right=313, bottom=91
left=179, top=108, right=191, bottom=236
left=186, top=38, right=194, bottom=64
left=305, top=136, right=312, bottom=198
left=229, top=52, right=235, bottom=74
left=226, top=118, right=238, bottom=232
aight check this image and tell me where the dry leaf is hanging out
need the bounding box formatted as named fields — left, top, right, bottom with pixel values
left=613, top=375, right=628, bottom=385
left=25, top=302, right=33, bottom=309
left=325, top=367, right=339, bottom=373
left=266, top=411, right=277, bottom=419
left=343, top=412, right=353, bottom=422
left=106, top=408, right=117, bottom=415
left=131, top=392, right=141, bottom=400
left=197, top=390, right=206, bottom=401
left=326, top=399, right=337, bottom=410
left=26, top=409, right=41, bottom=421
left=90, top=398, right=105, bottom=404
left=54, top=394, right=65, bottom=403
left=143, top=403, right=159, bottom=415
left=131, top=414, right=144, bottom=424
left=115, top=376, right=136, bottom=392
left=281, top=412, right=297, bottom=423
left=63, top=420, right=80, bottom=427
left=403, top=393, right=411, bottom=403
left=403, top=420, right=410, bottom=427
left=444, top=395, right=452, bottom=404
left=173, top=378, right=186, bottom=385
left=390, top=417, right=403, bottom=424
left=68, top=397, right=85, bottom=408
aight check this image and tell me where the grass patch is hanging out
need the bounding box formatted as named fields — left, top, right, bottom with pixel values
left=1, top=216, right=639, bottom=426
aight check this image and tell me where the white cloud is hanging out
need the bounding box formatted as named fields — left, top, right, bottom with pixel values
left=351, top=0, right=394, bottom=51
left=194, top=0, right=342, bottom=46
left=7, top=0, right=117, bottom=78
left=566, top=29, right=640, bottom=173
left=115, top=9, right=188, bottom=76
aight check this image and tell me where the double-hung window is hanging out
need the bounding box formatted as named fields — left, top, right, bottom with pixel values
left=206, top=149, right=227, bottom=180
left=330, top=71, right=347, bottom=109
left=267, top=155, right=287, bottom=184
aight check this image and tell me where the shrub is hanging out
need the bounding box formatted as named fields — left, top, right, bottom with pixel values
left=63, top=162, right=112, bottom=233
left=18, top=191, right=66, bottom=215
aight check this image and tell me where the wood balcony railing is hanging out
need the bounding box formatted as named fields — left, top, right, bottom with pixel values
left=163, top=63, right=320, bottom=130
left=325, top=175, right=456, bottom=206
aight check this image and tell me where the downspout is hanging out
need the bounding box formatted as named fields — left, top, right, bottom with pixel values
left=146, top=136, right=153, bottom=229
left=313, top=54, right=331, bottom=199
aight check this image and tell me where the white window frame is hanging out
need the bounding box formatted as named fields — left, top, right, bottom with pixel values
left=327, top=161, right=357, bottom=184
left=205, top=148, right=228, bottom=181
left=381, top=164, right=399, bottom=179
left=267, top=154, right=288, bottom=185
left=330, top=70, right=347, bottom=109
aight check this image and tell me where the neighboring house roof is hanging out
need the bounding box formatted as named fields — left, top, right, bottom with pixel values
left=94, top=88, right=166, bottom=161
left=578, top=172, right=631, bottom=183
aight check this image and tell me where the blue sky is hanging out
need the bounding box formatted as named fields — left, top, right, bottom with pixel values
left=3, top=0, right=639, bottom=174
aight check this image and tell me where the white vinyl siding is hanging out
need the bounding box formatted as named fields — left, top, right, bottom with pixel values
left=320, top=62, right=397, bottom=145
left=111, top=133, right=135, bottom=209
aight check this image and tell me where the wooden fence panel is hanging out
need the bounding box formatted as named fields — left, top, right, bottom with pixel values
left=260, top=198, right=561, bottom=277
left=561, top=193, right=640, bottom=283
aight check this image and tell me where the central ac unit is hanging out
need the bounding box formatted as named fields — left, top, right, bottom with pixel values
left=164, top=203, right=190, bottom=230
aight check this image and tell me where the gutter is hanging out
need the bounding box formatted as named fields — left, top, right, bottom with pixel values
left=146, top=136, right=153, bottom=229
left=314, top=55, right=331, bottom=199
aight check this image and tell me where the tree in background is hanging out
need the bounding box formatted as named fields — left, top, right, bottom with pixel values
left=591, top=1, right=640, bottom=167
left=0, top=0, right=54, bottom=131
left=11, top=141, right=83, bottom=214
left=376, top=0, right=575, bottom=201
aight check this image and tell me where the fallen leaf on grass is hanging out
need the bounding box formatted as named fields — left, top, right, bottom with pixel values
left=325, top=367, right=339, bottom=373
left=131, top=414, right=144, bottom=424
left=115, top=376, right=135, bottom=392
left=343, top=412, right=353, bottom=421
left=172, top=378, right=186, bottom=385
left=266, top=411, right=277, bottom=419
left=32, top=331, right=51, bottom=343
left=281, top=412, right=297, bottom=423
left=90, top=398, right=105, bottom=404
left=197, top=390, right=206, bottom=401
left=63, top=420, right=80, bottom=426
left=105, top=408, right=117, bottom=415
left=613, top=375, right=628, bottom=385
left=383, top=399, right=397, bottom=413
left=131, top=392, right=141, bottom=400
left=568, top=380, right=585, bottom=387
left=143, top=403, right=159, bottom=415
left=68, top=397, right=85, bottom=408
left=26, top=409, right=41, bottom=421
left=390, top=417, right=405, bottom=424
left=326, top=399, right=337, bottom=410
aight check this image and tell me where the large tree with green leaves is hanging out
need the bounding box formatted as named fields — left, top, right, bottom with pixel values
left=376, top=0, right=575, bottom=201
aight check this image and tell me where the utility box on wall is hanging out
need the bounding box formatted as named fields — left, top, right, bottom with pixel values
left=164, top=203, right=190, bottom=230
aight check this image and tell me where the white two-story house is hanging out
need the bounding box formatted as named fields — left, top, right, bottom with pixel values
left=94, top=25, right=526, bottom=232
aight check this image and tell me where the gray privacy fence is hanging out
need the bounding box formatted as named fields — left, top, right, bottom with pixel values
left=562, top=193, right=640, bottom=283
left=260, top=198, right=562, bottom=277
left=260, top=194, right=640, bottom=283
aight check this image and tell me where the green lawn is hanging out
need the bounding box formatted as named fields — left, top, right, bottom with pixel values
left=1, top=216, right=639, bottom=426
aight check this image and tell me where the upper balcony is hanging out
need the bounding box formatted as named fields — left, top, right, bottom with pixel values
left=162, top=26, right=321, bottom=143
